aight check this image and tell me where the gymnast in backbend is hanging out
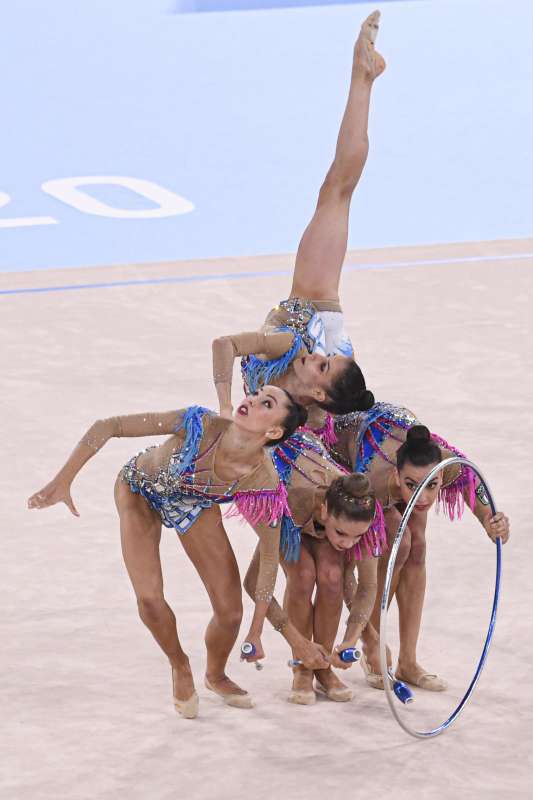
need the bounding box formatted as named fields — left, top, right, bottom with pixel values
left=212, top=11, right=385, bottom=422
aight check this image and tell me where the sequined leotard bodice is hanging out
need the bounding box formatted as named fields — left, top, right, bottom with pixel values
left=81, top=405, right=286, bottom=603
left=212, top=297, right=354, bottom=394
left=333, top=402, right=479, bottom=519
left=271, top=430, right=386, bottom=562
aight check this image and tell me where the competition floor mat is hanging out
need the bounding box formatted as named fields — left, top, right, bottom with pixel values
left=4, top=238, right=532, bottom=799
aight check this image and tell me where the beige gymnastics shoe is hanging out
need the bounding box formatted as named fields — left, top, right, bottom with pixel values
left=354, top=10, right=387, bottom=81
left=360, top=651, right=385, bottom=690
left=315, top=682, right=354, bottom=702
left=395, top=666, right=448, bottom=692
left=287, top=668, right=316, bottom=705
left=204, top=677, right=254, bottom=708
left=287, top=688, right=316, bottom=705
left=172, top=667, right=199, bottom=719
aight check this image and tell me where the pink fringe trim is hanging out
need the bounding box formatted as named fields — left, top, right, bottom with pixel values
left=302, top=413, right=338, bottom=447
left=347, top=500, right=387, bottom=561
left=430, top=432, right=476, bottom=521
left=225, top=482, right=290, bottom=527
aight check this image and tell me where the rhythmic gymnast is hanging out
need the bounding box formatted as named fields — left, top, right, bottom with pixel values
left=27, top=388, right=331, bottom=719
left=333, top=407, right=510, bottom=691
left=212, top=11, right=385, bottom=421
left=243, top=430, right=385, bottom=705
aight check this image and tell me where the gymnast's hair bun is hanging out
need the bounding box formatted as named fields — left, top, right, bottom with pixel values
left=343, top=472, right=372, bottom=498
left=397, top=424, right=442, bottom=471
left=357, top=390, right=375, bottom=411
left=325, top=472, right=376, bottom=521
left=406, top=424, right=431, bottom=444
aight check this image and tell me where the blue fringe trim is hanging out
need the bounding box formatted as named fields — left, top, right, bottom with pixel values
left=172, top=405, right=213, bottom=475
left=353, top=402, right=417, bottom=472
left=280, top=514, right=301, bottom=562
left=241, top=329, right=303, bottom=392
left=270, top=446, right=294, bottom=485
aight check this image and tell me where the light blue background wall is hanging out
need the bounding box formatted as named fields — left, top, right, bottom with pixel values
left=1, top=0, right=531, bottom=272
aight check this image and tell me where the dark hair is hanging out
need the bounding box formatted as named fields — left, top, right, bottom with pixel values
left=396, top=425, right=442, bottom=471
left=324, top=473, right=376, bottom=523
left=318, top=361, right=374, bottom=415
left=268, top=389, right=308, bottom=445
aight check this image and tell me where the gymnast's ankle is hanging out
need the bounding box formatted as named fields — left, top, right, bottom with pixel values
left=169, top=653, right=192, bottom=672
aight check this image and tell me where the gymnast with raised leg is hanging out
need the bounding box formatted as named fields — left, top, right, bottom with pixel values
left=212, top=11, right=385, bottom=422
left=242, top=429, right=385, bottom=705
left=27, top=387, right=331, bottom=720
left=333, top=409, right=510, bottom=692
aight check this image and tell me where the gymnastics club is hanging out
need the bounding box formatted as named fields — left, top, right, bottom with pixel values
left=241, top=641, right=264, bottom=670
left=387, top=668, right=414, bottom=705
left=288, top=646, right=361, bottom=667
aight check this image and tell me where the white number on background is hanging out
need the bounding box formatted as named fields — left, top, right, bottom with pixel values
left=41, top=176, right=195, bottom=218
left=0, top=191, right=58, bottom=229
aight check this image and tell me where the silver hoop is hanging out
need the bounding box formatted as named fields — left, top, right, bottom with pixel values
left=379, top=457, right=502, bottom=738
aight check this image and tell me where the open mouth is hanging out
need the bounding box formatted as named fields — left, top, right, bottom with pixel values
left=237, top=404, right=248, bottom=416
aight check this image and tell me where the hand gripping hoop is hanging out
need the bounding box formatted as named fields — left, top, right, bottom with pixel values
left=379, top=457, right=502, bottom=738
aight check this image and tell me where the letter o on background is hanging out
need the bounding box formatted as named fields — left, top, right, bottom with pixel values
left=41, top=176, right=195, bottom=219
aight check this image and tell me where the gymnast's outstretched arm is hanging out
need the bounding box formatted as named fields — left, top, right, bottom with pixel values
left=212, top=331, right=295, bottom=416
left=27, top=409, right=186, bottom=515
left=243, top=543, right=331, bottom=670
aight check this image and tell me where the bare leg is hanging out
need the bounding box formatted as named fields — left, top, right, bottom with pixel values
left=114, top=480, right=196, bottom=709
left=177, top=505, right=250, bottom=703
left=362, top=507, right=411, bottom=677
left=290, top=11, right=385, bottom=302
left=310, top=541, right=352, bottom=699
left=395, top=513, right=447, bottom=690
left=283, top=543, right=316, bottom=639
left=283, top=544, right=317, bottom=702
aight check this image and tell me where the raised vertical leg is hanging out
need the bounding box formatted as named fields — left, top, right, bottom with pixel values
left=289, top=11, right=385, bottom=303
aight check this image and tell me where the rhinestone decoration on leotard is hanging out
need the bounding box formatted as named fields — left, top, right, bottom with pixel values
left=122, top=406, right=287, bottom=534
left=278, top=298, right=320, bottom=353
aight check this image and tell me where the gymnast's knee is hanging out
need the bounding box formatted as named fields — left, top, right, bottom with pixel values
left=320, top=148, right=368, bottom=200
left=137, top=593, right=167, bottom=625
left=395, top=534, right=413, bottom=571
left=288, top=563, right=316, bottom=603
left=316, top=562, right=343, bottom=598
left=407, top=540, right=426, bottom=567
left=213, top=599, right=243, bottom=631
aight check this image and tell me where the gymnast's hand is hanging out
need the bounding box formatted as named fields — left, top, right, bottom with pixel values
left=330, top=641, right=356, bottom=671
left=27, top=478, right=80, bottom=517
left=483, top=512, right=509, bottom=544
left=292, top=639, right=331, bottom=671
left=241, top=632, right=265, bottom=663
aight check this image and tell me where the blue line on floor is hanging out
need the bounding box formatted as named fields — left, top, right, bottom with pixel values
left=1, top=252, right=532, bottom=296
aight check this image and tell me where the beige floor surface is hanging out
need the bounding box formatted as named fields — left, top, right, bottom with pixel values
left=2, top=239, right=532, bottom=799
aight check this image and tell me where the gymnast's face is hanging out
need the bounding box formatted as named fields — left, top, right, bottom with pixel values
left=396, top=461, right=443, bottom=511
left=292, top=353, right=352, bottom=402
left=233, top=385, right=289, bottom=441
left=319, top=506, right=370, bottom=551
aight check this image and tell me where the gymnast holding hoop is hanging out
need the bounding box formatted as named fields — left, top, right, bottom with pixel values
left=332, top=409, right=510, bottom=692
left=212, top=11, right=385, bottom=421
left=243, top=430, right=385, bottom=705
left=27, top=387, right=333, bottom=720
